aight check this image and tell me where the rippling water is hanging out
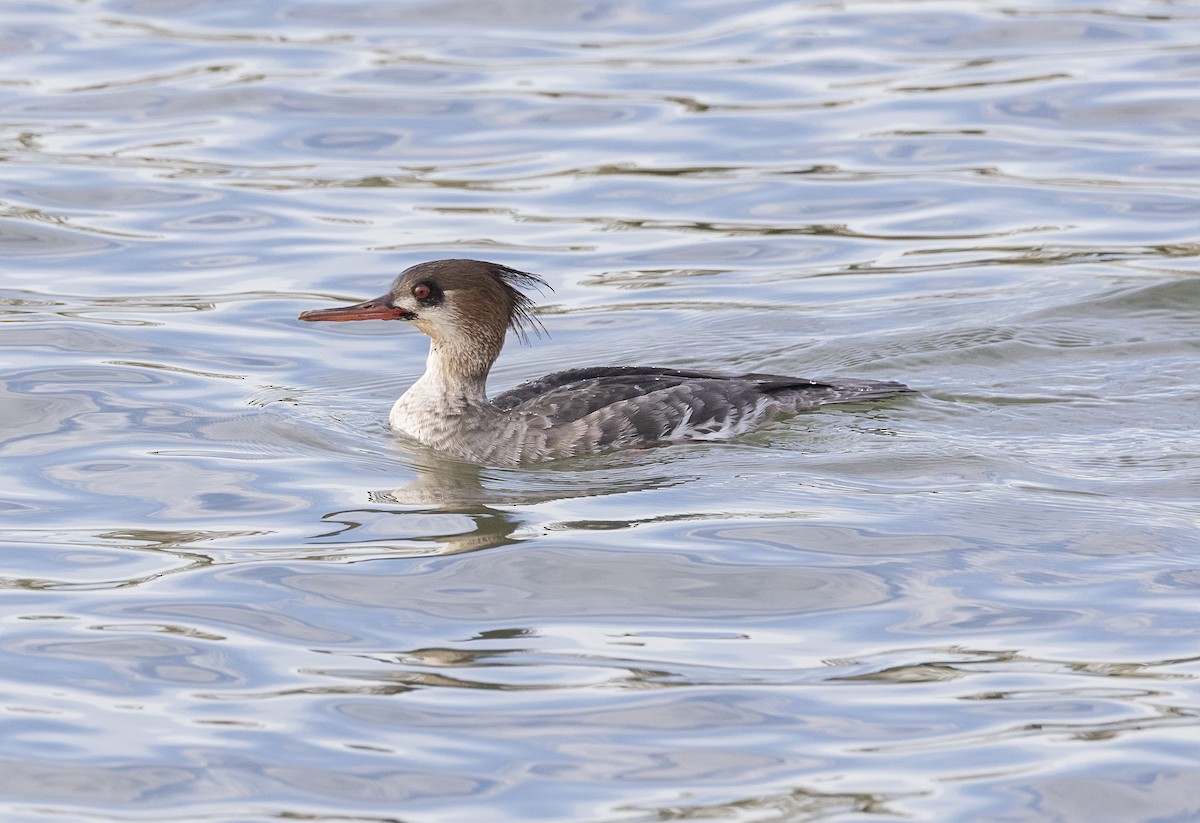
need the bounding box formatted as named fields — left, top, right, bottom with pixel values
left=3, top=1, right=1200, bottom=821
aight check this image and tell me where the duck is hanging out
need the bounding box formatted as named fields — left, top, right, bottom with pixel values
left=298, top=259, right=908, bottom=465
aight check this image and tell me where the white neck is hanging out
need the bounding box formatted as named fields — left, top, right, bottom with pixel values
left=389, top=339, right=496, bottom=445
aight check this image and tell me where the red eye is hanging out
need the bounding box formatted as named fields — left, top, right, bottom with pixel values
left=413, top=284, right=431, bottom=300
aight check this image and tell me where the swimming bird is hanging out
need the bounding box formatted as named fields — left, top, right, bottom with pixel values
left=299, top=259, right=907, bottom=465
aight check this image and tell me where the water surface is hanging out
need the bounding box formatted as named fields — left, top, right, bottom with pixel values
left=2, top=1, right=1200, bottom=821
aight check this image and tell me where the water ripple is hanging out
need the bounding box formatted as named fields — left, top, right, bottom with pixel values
left=3, top=1, right=1200, bottom=821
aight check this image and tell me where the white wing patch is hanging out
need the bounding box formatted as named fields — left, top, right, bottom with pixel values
left=672, top=396, right=776, bottom=442
left=665, top=405, right=695, bottom=441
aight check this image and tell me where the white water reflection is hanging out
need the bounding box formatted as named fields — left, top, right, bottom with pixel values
left=2, top=0, right=1200, bottom=821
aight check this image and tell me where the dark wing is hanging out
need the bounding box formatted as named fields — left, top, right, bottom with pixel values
left=489, top=368, right=909, bottom=460
left=493, top=366, right=908, bottom=419
left=492, top=367, right=715, bottom=410
left=492, top=368, right=712, bottom=423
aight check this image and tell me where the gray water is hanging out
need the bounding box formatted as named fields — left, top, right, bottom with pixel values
left=3, top=1, right=1200, bottom=821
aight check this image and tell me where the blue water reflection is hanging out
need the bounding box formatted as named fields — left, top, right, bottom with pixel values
left=2, top=0, right=1200, bottom=821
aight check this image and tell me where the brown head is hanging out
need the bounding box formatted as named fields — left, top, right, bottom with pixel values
left=299, top=259, right=548, bottom=378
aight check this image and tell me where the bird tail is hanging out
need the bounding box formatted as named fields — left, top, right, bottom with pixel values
left=765, top=378, right=911, bottom=411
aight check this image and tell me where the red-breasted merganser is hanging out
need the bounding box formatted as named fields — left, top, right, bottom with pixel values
left=299, top=259, right=908, bottom=464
